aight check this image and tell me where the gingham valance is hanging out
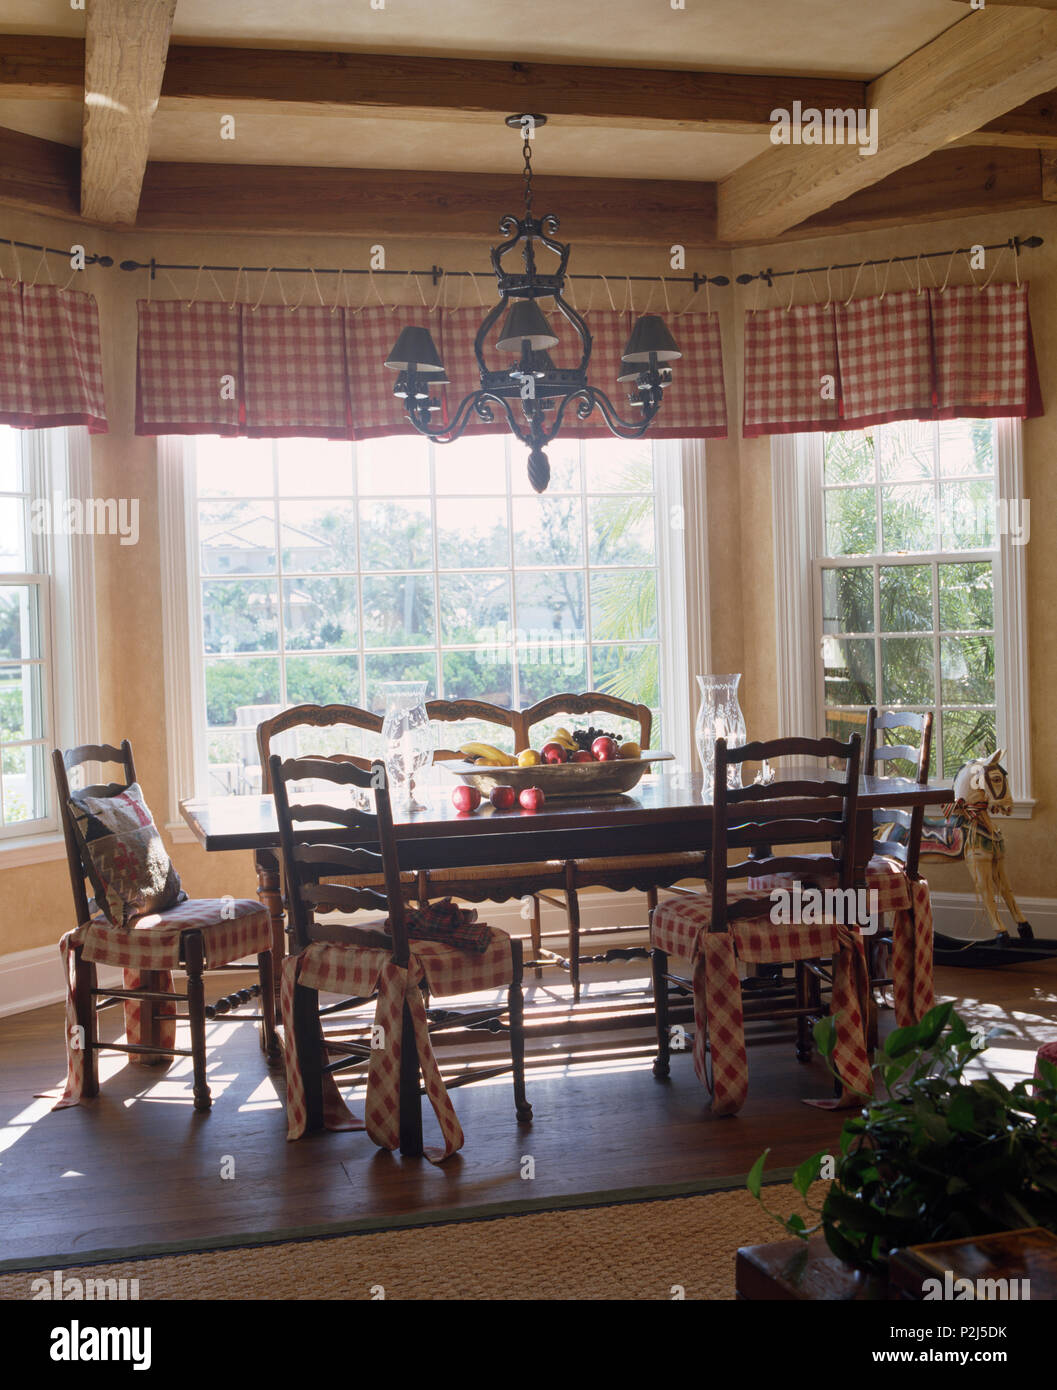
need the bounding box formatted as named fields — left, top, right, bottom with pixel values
left=0, top=282, right=107, bottom=431
left=742, top=282, right=1042, bottom=437
left=135, top=300, right=728, bottom=439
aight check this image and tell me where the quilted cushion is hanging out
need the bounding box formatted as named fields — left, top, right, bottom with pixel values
left=68, top=783, right=183, bottom=927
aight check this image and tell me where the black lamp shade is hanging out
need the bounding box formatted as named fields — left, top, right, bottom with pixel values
left=385, top=326, right=447, bottom=373
left=496, top=300, right=560, bottom=352
left=620, top=314, right=681, bottom=364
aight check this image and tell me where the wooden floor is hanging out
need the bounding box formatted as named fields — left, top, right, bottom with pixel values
left=1, top=959, right=1055, bottom=1268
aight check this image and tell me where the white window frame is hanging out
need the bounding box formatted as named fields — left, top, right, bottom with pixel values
left=160, top=434, right=704, bottom=827
left=771, top=418, right=1032, bottom=815
left=0, top=426, right=100, bottom=863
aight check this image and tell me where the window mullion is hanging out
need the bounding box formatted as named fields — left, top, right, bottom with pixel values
left=932, top=559, right=943, bottom=775
left=272, top=443, right=287, bottom=710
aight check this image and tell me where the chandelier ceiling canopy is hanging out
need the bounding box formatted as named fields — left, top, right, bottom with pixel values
left=384, top=114, right=684, bottom=492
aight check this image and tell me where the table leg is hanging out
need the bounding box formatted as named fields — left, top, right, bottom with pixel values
left=255, top=851, right=285, bottom=1020
left=398, top=999, right=424, bottom=1157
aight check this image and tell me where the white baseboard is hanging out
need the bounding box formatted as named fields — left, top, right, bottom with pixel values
left=0, top=892, right=654, bottom=1019
left=2, top=888, right=1052, bottom=1019
left=929, top=891, right=1057, bottom=940
left=0, top=945, right=122, bottom=1020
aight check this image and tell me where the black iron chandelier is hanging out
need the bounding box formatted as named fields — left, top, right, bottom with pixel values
left=383, top=114, right=682, bottom=493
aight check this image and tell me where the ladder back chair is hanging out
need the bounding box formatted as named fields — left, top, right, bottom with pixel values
left=256, top=703, right=414, bottom=974
left=865, top=707, right=934, bottom=881
left=863, top=707, right=934, bottom=1031
left=650, top=734, right=871, bottom=1108
left=420, top=697, right=566, bottom=970
left=55, top=741, right=277, bottom=1114
left=271, top=755, right=531, bottom=1151
left=519, top=691, right=707, bottom=1002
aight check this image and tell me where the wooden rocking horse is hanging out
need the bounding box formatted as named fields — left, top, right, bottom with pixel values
left=929, top=751, right=1055, bottom=966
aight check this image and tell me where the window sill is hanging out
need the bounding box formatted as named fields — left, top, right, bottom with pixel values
left=0, top=832, right=67, bottom=870
left=165, top=821, right=197, bottom=844
left=1008, top=799, right=1035, bottom=821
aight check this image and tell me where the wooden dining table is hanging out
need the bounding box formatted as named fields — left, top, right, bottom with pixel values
left=181, top=766, right=954, bottom=979
left=181, top=768, right=953, bottom=1155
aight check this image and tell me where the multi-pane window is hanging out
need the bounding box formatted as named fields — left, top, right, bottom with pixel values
left=192, top=432, right=666, bottom=794
left=0, top=428, right=54, bottom=833
left=819, top=420, right=997, bottom=777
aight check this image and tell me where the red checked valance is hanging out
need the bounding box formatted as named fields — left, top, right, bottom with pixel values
left=742, top=282, right=1041, bottom=437
left=136, top=300, right=728, bottom=440
left=0, top=282, right=107, bottom=431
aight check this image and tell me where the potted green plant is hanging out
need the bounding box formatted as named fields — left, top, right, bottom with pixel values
left=748, top=1001, right=1057, bottom=1274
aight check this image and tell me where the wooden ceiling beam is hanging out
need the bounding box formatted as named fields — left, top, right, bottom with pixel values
left=0, top=35, right=83, bottom=99
left=791, top=147, right=1046, bottom=240
left=134, top=162, right=719, bottom=244
left=0, top=125, right=79, bottom=219
left=80, top=0, right=176, bottom=225
left=952, top=90, right=1057, bottom=149
left=156, top=47, right=864, bottom=134
left=0, top=137, right=1047, bottom=246
left=717, top=8, right=1057, bottom=242
left=0, top=34, right=864, bottom=134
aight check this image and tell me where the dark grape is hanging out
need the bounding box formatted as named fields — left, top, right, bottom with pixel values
left=571, top=726, right=622, bottom=751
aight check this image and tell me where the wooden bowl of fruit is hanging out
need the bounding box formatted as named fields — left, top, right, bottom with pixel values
left=444, top=727, right=674, bottom=799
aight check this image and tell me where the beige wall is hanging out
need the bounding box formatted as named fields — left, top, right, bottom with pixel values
left=1, top=197, right=1053, bottom=957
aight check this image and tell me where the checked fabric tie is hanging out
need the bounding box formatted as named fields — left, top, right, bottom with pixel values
left=281, top=945, right=464, bottom=1164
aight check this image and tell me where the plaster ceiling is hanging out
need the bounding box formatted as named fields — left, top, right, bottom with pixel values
left=0, top=0, right=963, bottom=78
left=0, top=98, right=770, bottom=181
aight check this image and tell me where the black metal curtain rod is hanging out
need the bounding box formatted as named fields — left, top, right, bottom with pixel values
left=0, top=235, right=113, bottom=268
left=118, top=257, right=729, bottom=290
left=736, top=234, right=1043, bottom=287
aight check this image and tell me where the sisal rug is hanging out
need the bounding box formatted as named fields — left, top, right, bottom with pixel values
left=0, top=1181, right=818, bottom=1301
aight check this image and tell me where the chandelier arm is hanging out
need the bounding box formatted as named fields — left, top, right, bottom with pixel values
left=576, top=386, right=664, bottom=438
left=534, top=215, right=569, bottom=278
left=490, top=217, right=523, bottom=278
left=405, top=389, right=531, bottom=446
left=551, top=291, right=593, bottom=376
left=473, top=297, right=508, bottom=376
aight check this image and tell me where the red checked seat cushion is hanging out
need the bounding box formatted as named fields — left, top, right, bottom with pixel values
left=292, top=926, right=516, bottom=999
left=747, top=855, right=911, bottom=913
left=72, top=896, right=273, bottom=971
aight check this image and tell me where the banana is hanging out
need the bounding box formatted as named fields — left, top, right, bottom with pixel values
left=459, top=742, right=516, bottom=766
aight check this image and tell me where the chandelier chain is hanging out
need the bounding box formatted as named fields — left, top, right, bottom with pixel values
left=522, top=138, right=534, bottom=219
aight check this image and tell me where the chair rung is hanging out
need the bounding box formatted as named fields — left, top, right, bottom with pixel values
left=94, top=987, right=185, bottom=1003
left=171, top=1010, right=269, bottom=1023
left=318, top=994, right=375, bottom=1017
left=324, top=1054, right=370, bottom=1076
left=437, top=1063, right=513, bottom=1090
left=741, top=1003, right=819, bottom=1022
left=93, top=1041, right=193, bottom=1058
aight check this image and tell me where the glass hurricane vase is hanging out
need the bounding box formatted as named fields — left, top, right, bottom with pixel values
left=694, top=673, right=747, bottom=800
left=381, top=681, right=433, bottom=813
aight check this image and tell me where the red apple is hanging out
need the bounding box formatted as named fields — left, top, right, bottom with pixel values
left=541, top=741, right=568, bottom=764
left=489, top=784, right=517, bottom=810
left=451, top=784, right=482, bottom=813
left=519, top=786, right=545, bottom=812
left=591, top=736, right=619, bottom=762
left=571, top=750, right=593, bottom=763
